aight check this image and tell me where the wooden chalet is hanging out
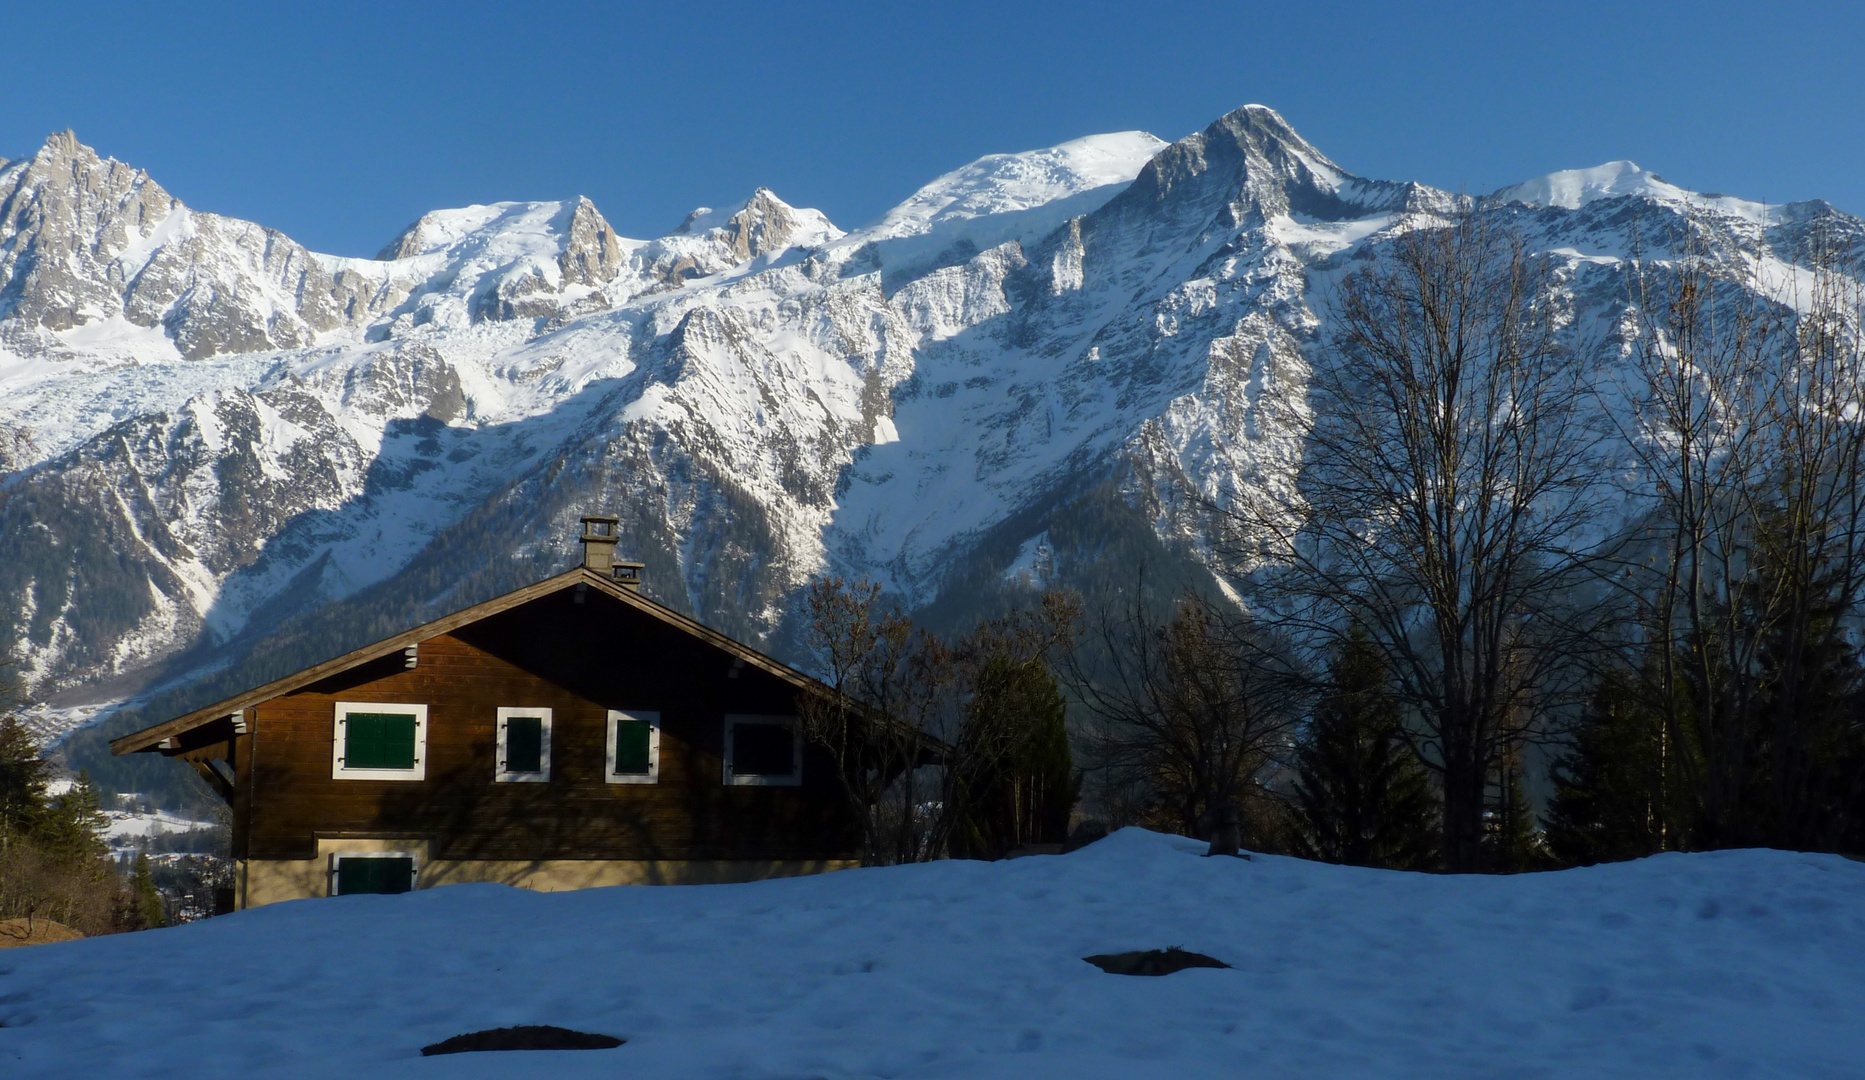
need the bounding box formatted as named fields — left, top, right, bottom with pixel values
left=112, top=517, right=872, bottom=908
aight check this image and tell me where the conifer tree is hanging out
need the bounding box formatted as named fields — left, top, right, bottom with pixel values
left=34, top=771, right=109, bottom=864
left=0, top=716, right=51, bottom=843
left=1748, top=595, right=1865, bottom=850
left=1546, top=665, right=1698, bottom=865
left=128, top=854, right=165, bottom=930
left=1483, top=745, right=1543, bottom=872
left=1291, top=631, right=1438, bottom=869
left=948, top=644, right=1080, bottom=858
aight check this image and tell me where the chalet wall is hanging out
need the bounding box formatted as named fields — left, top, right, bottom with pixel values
left=243, top=856, right=858, bottom=905
left=239, top=587, right=859, bottom=884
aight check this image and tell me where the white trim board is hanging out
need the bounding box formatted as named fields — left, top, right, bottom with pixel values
left=331, top=702, right=428, bottom=781
left=724, top=714, right=802, bottom=787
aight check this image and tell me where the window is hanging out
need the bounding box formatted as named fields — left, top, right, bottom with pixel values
left=332, top=702, right=427, bottom=780
left=330, top=852, right=417, bottom=896
left=495, top=707, right=552, bottom=782
left=724, top=714, right=800, bottom=786
left=605, top=710, right=660, bottom=784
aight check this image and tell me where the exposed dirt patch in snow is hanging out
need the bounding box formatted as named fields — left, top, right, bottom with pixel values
left=419, top=1025, right=624, bottom=1055
left=1082, top=946, right=1229, bottom=976
left=0, top=918, right=83, bottom=950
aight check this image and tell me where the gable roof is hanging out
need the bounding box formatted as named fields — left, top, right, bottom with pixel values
left=111, top=566, right=838, bottom=756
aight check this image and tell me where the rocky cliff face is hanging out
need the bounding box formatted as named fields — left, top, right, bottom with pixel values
left=2, top=109, right=1858, bottom=745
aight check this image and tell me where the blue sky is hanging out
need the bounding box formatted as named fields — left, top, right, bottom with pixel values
left=9, top=1, right=1862, bottom=257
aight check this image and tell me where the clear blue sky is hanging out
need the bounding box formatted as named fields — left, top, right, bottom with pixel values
left=8, top=1, right=1862, bottom=257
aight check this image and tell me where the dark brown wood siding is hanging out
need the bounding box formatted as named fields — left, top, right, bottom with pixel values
left=245, top=587, right=857, bottom=862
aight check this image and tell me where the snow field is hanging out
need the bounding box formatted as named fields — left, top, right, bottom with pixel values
left=1, top=828, right=1860, bottom=1079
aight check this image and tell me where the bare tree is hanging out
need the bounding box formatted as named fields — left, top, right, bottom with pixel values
left=1613, top=223, right=1778, bottom=847
left=1227, top=213, right=1609, bottom=871
left=1757, top=237, right=1865, bottom=845
left=1620, top=218, right=1865, bottom=848
left=798, top=580, right=1087, bottom=863
left=1067, top=592, right=1302, bottom=856
left=795, top=577, right=950, bottom=865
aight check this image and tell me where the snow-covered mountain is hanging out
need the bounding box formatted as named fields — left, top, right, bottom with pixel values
left=3, top=106, right=1861, bottom=745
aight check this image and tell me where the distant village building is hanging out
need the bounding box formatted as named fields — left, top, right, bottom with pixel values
left=113, top=517, right=866, bottom=908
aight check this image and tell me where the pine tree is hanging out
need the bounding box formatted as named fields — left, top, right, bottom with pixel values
left=1749, top=603, right=1865, bottom=851
left=1546, top=665, right=1694, bottom=865
left=1291, top=632, right=1438, bottom=869
left=128, top=853, right=165, bottom=930
left=948, top=656, right=1080, bottom=858
left=1483, top=744, right=1543, bottom=872
left=33, top=771, right=109, bottom=863
left=0, top=716, right=51, bottom=842
left=1009, top=662, right=1079, bottom=847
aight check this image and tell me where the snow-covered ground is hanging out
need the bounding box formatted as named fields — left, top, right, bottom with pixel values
left=100, top=808, right=217, bottom=845
left=1, top=829, right=1859, bottom=1079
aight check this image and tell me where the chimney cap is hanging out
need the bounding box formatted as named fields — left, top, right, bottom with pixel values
left=580, top=514, right=620, bottom=572
left=611, top=561, right=645, bottom=592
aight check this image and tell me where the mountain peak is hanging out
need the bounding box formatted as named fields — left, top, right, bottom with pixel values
left=1113, top=102, right=1401, bottom=225
left=38, top=129, right=85, bottom=161
left=1490, top=161, right=1678, bottom=209
left=671, top=188, right=841, bottom=259
left=846, top=131, right=1166, bottom=249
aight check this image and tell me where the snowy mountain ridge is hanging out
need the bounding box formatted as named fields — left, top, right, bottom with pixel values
left=3, top=105, right=1861, bottom=746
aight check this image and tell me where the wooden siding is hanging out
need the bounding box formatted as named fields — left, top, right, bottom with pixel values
left=243, top=586, right=857, bottom=864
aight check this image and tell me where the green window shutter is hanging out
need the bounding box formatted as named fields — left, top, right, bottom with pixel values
left=505, top=716, right=543, bottom=774
left=614, top=719, right=652, bottom=774
left=345, top=713, right=418, bottom=770
left=345, top=713, right=382, bottom=768
left=732, top=723, right=795, bottom=777
left=337, top=856, right=414, bottom=895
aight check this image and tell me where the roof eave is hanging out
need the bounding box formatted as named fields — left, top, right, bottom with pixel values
left=112, top=566, right=841, bottom=756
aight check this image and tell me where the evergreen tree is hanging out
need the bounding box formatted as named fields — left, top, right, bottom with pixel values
left=1291, top=632, right=1438, bottom=869
left=0, top=716, right=51, bottom=841
left=1483, top=744, right=1543, bottom=872
left=1014, top=664, right=1080, bottom=847
left=948, top=655, right=1080, bottom=858
left=33, top=771, right=109, bottom=863
left=1546, top=665, right=1696, bottom=865
left=1749, top=604, right=1865, bottom=851
left=128, top=854, right=165, bottom=930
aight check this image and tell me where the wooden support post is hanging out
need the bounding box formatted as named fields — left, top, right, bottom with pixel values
left=190, top=759, right=234, bottom=802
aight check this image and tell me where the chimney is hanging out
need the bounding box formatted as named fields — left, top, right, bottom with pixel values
left=580, top=515, right=619, bottom=573
left=579, top=514, right=644, bottom=592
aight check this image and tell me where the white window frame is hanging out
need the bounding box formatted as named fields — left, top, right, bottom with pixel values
left=495, top=706, right=553, bottom=782
left=327, top=850, right=420, bottom=897
left=331, top=702, right=428, bottom=781
left=723, top=714, right=802, bottom=787
left=605, top=709, right=661, bottom=785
